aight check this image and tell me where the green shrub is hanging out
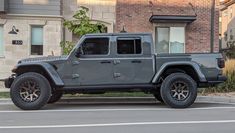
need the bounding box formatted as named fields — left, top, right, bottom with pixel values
left=61, top=6, right=106, bottom=55
left=60, top=41, right=75, bottom=55
left=202, top=59, right=235, bottom=93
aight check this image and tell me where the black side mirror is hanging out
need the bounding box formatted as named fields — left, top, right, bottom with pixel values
left=75, top=47, right=82, bottom=58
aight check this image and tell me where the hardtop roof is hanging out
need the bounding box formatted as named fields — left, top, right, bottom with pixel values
left=85, top=33, right=152, bottom=37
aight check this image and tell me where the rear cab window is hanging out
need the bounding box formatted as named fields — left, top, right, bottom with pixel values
left=117, top=38, right=142, bottom=55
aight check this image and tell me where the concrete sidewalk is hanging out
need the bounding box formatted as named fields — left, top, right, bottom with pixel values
left=1, top=96, right=235, bottom=105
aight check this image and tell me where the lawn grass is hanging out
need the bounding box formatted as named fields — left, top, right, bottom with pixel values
left=0, top=92, right=152, bottom=99
left=0, top=92, right=10, bottom=98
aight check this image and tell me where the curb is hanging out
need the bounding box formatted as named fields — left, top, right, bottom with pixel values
left=1, top=96, right=235, bottom=104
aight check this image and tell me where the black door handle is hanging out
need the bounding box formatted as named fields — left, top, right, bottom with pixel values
left=131, top=60, right=142, bottom=63
left=100, top=60, right=111, bottom=64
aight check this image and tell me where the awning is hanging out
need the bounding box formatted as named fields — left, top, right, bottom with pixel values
left=149, top=15, right=196, bottom=23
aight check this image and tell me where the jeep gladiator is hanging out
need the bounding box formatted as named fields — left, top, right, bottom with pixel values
left=5, top=33, right=226, bottom=110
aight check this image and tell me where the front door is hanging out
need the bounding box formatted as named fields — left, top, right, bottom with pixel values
left=71, top=37, right=113, bottom=86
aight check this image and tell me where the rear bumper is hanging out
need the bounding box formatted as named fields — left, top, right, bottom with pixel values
left=199, top=75, right=227, bottom=87
left=4, top=75, right=16, bottom=88
left=207, top=75, right=227, bottom=84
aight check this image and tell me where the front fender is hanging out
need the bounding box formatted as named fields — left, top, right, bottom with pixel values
left=15, top=62, right=64, bottom=86
left=152, top=61, right=207, bottom=83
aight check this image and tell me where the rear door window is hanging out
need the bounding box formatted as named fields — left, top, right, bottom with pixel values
left=117, top=38, right=142, bottom=54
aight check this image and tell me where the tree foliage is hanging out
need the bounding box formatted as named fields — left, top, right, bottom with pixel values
left=61, top=6, right=106, bottom=55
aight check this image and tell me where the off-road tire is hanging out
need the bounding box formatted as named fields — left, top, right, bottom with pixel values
left=160, top=73, right=197, bottom=108
left=48, top=91, right=63, bottom=104
left=153, top=90, right=164, bottom=103
left=10, top=72, right=51, bottom=110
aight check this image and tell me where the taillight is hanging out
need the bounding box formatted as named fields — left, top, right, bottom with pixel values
left=217, top=58, right=225, bottom=68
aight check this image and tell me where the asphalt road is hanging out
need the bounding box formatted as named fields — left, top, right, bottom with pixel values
left=0, top=101, right=235, bottom=133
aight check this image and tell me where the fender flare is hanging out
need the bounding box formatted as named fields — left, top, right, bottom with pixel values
left=15, top=62, right=64, bottom=86
left=152, top=61, right=207, bottom=83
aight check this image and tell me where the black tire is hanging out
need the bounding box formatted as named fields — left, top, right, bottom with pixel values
left=160, top=73, right=197, bottom=108
left=10, top=72, right=51, bottom=110
left=48, top=91, right=63, bottom=104
left=153, top=89, right=164, bottom=103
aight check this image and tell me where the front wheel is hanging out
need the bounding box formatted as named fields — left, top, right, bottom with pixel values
left=10, top=72, right=51, bottom=110
left=153, top=89, right=164, bottom=103
left=160, top=73, right=197, bottom=108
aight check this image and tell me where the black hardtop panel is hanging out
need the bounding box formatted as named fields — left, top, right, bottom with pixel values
left=85, top=33, right=152, bottom=37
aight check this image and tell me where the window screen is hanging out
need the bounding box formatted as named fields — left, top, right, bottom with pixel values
left=117, top=38, right=141, bottom=54
left=155, top=27, right=185, bottom=54
left=31, top=26, right=43, bottom=55
left=81, top=38, right=109, bottom=55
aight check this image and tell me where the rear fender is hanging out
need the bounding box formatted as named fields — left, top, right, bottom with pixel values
left=152, top=61, right=207, bottom=83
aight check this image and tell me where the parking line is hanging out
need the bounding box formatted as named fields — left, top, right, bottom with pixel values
left=0, top=120, right=235, bottom=129
left=0, top=106, right=235, bottom=113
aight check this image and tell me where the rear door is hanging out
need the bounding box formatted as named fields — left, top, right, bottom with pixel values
left=113, top=36, right=154, bottom=84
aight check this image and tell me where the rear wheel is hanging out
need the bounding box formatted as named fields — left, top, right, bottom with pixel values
left=48, top=91, right=63, bottom=104
left=160, top=73, right=197, bottom=108
left=10, top=72, right=51, bottom=110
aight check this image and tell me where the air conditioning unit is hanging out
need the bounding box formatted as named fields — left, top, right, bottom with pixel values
left=0, top=0, right=8, bottom=13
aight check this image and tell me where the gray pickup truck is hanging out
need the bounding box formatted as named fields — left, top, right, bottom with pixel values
left=5, top=33, right=226, bottom=110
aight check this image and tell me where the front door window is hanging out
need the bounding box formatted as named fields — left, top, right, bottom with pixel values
left=81, top=38, right=109, bottom=55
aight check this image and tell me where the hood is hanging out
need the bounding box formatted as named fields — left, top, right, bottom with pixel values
left=18, top=55, right=68, bottom=64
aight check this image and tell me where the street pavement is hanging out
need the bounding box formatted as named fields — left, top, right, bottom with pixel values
left=0, top=101, right=235, bottom=133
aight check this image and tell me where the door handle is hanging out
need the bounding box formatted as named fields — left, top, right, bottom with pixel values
left=100, top=60, right=111, bottom=64
left=114, top=60, right=121, bottom=65
left=72, top=61, right=80, bottom=65
left=131, top=60, right=142, bottom=63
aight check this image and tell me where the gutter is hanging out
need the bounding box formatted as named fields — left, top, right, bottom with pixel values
left=210, top=0, right=215, bottom=53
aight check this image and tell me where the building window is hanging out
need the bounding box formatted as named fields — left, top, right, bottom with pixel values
left=117, top=38, right=142, bottom=54
left=0, top=25, right=3, bottom=56
left=155, top=27, right=185, bottom=54
left=223, top=10, right=228, bottom=17
left=81, top=38, right=109, bottom=55
left=31, top=26, right=43, bottom=55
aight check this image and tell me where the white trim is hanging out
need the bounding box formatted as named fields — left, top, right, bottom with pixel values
left=6, top=14, right=63, bottom=18
left=0, top=25, right=4, bottom=57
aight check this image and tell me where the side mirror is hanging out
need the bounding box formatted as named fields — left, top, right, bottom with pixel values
left=75, top=47, right=82, bottom=58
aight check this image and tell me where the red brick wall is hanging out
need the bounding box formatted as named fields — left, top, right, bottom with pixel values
left=116, top=0, right=220, bottom=53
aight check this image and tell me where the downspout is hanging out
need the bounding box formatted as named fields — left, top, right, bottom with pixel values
left=210, top=0, right=216, bottom=53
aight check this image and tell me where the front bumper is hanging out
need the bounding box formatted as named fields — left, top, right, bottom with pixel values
left=4, top=75, right=16, bottom=88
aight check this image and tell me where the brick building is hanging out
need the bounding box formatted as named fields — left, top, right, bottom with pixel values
left=116, top=0, right=220, bottom=53
left=220, top=0, right=235, bottom=48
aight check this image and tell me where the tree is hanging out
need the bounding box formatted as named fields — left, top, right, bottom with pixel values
left=60, top=6, right=106, bottom=55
